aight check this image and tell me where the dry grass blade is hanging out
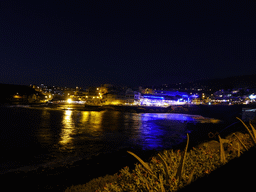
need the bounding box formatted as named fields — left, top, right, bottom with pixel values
left=145, top=182, right=154, bottom=192
left=145, top=182, right=150, bottom=191
left=218, top=135, right=226, bottom=164
left=176, top=133, right=189, bottom=184
left=159, top=174, right=165, bottom=192
left=187, top=166, right=196, bottom=185
left=127, top=151, right=155, bottom=177
left=232, top=133, right=248, bottom=151
left=236, top=117, right=256, bottom=145
left=249, top=122, right=256, bottom=141
left=158, top=153, right=171, bottom=183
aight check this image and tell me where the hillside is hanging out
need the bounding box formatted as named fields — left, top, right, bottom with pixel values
left=0, top=83, right=37, bottom=103
left=164, top=74, right=256, bottom=91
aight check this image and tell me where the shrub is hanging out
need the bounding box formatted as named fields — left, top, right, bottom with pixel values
left=65, top=119, right=255, bottom=192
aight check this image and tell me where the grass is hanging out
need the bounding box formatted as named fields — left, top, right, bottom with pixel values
left=65, top=118, right=256, bottom=192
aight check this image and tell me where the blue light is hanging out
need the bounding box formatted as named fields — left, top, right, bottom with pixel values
left=144, top=96, right=164, bottom=99
left=249, top=94, right=256, bottom=99
left=138, top=113, right=200, bottom=150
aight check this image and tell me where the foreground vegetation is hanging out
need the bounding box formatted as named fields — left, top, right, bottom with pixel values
left=65, top=117, right=256, bottom=192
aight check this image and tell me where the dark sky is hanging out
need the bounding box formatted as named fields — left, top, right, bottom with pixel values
left=1, top=1, right=256, bottom=88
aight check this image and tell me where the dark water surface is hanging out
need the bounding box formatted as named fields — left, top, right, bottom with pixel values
left=0, top=106, right=221, bottom=174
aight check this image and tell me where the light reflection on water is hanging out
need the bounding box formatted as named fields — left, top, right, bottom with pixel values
left=43, top=110, right=220, bottom=154
left=0, top=107, right=221, bottom=173
left=60, top=110, right=73, bottom=148
left=59, top=110, right=105, bottom=151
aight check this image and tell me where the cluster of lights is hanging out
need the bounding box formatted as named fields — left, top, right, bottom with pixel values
left=210, top=99, right=230, bottom=102
left=249, top=94, right=256, bottom=100
left=66, top=98, right=86, bottom=104
left=143, top=95, right=164, bottom=99
left=140, top=98, right=187, bottom=107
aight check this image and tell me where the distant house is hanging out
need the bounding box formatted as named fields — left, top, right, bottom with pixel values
left=102, top=92, right=126, bottom=105
left=134, top=91, right=141, bottom=104
left=139, top=87, right=155, bottom=94
left=125, top=88, right=135, bottom=104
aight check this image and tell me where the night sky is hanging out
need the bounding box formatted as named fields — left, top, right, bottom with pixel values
left=1, top=1, right=256, bottom=88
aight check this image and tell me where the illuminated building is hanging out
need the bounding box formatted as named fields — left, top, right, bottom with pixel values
left=102, top=92, right=126, bottom=105
left=140, top=94, right=186, bottom=107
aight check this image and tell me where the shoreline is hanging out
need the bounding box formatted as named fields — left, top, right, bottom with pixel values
left=3, top=103, right=256, bottom=125
left=2, top=102, right=253, bottom=120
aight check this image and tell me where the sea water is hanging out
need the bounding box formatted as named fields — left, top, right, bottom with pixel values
left=0, top=106, right=220, bottom=174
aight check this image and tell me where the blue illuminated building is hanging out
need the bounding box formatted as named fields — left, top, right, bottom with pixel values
left=140, top=90, right=190, bottom=106
left=154, top=90, right=189, bottom=98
